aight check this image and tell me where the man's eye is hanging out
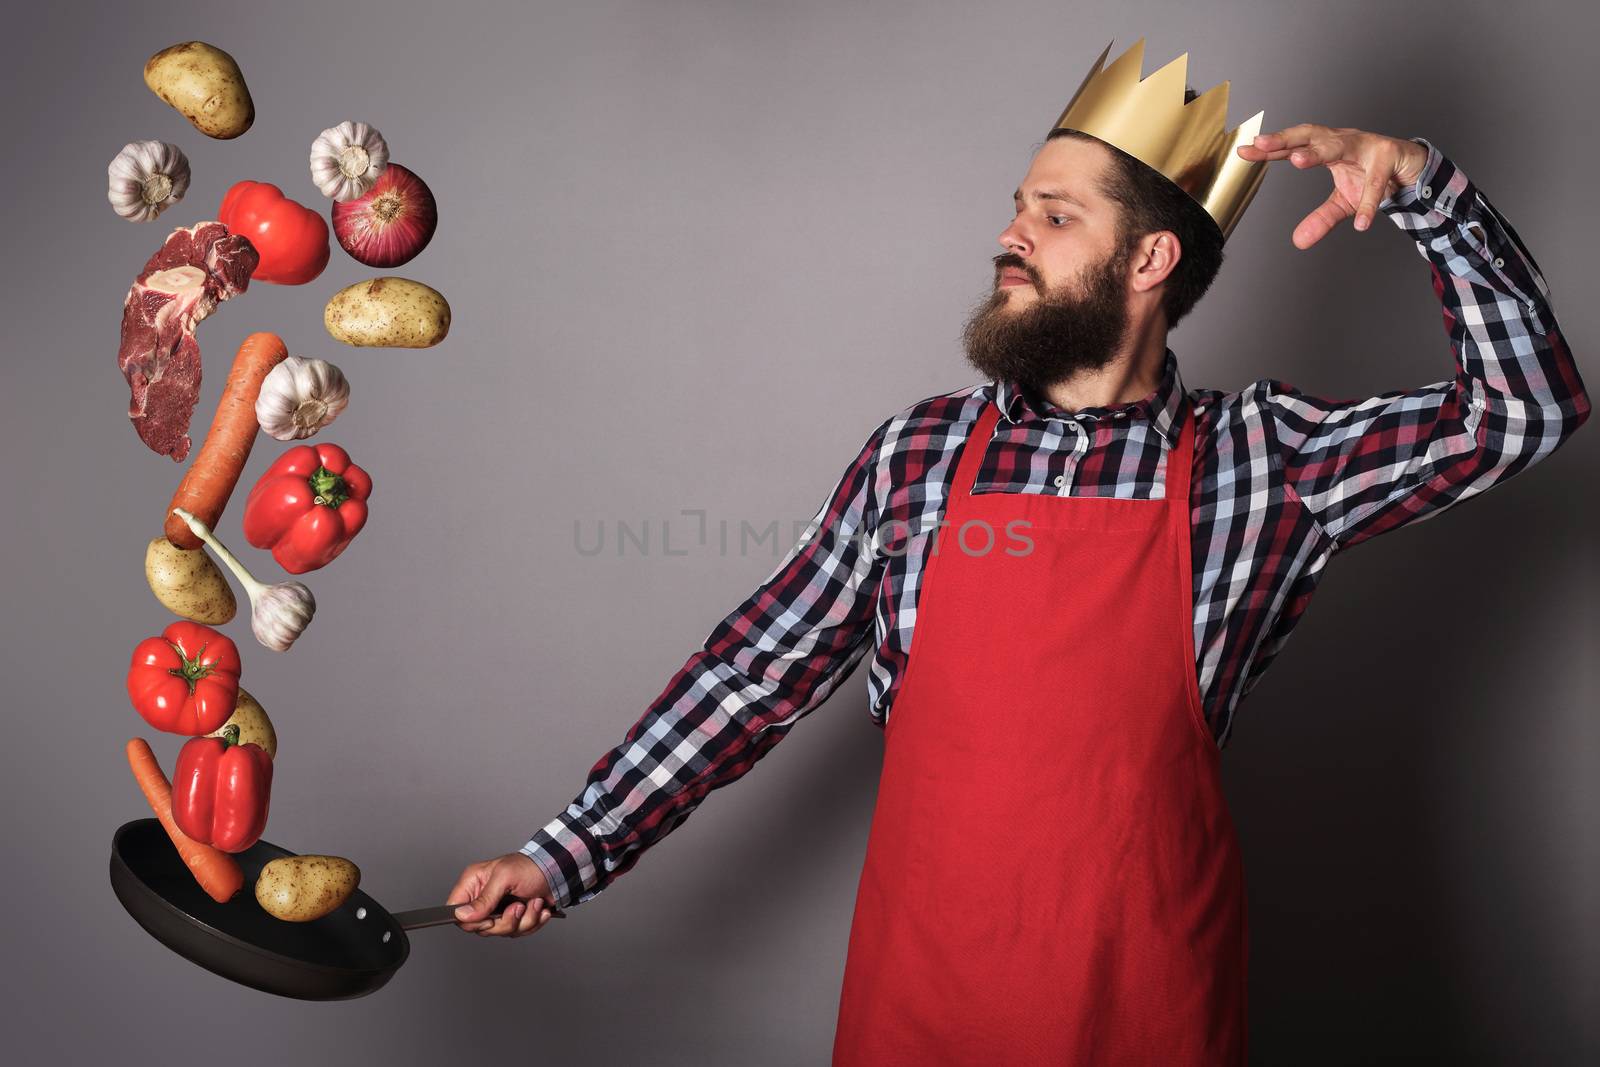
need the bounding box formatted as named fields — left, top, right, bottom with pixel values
left=1047, top=215, right=1071, bottom=227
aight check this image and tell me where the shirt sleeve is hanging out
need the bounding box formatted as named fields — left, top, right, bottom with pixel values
left=518, top=419, right=890, bottom=908
left=1263, top=136, right=1590, bottom=550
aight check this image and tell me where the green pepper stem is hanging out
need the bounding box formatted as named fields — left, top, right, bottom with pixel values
left=220, top=723, right=240, bottom=748
left=309, top=466, right=350, bottom=508
left=171, top=508, right=267, bottom=600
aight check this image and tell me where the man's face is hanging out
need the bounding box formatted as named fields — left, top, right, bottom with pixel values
left=961, top=136, right=1137, bottom=393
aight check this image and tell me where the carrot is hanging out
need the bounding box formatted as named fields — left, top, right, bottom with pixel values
left=164, top=332, right=289, bottom=550
left=126, top=737, right=244, bottom=903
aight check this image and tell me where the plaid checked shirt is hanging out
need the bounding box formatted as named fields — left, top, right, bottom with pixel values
left=523, top=137, right=1589, bottom=909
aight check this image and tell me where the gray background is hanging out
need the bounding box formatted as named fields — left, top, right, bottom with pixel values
left=2, top=0, right=1594, bottom=1063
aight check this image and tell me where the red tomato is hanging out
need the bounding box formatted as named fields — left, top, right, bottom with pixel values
left=126, top=620, right=242, bottom=736
left=218, top=181, right=330, bottom=285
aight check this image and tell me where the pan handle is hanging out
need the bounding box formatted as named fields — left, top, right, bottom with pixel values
left=393, top=901, right=568, bottom=930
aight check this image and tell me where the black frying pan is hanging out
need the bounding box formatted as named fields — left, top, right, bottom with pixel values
left=109, top=818, right=552, bottom=1000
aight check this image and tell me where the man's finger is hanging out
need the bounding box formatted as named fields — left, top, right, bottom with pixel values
left=1289, top=144, right=1323, bottom=168
left=1354, top=152, right=1392, bottom=231
left=1253, top=123, right=1326, bottom=151
left=1235, top=143, right=1301, bottom=162
left=458, top=868, right=512, bottom=922
left=1295, top=131, right=1352, bottom=169
left=513, top=899, right=541, bottom=937
left=447, top=869, right=485, bottom=923
left=482, top=901, right=523, bottom=937
left=459, top=904, right=496, bottom=932
left=456, top=895, right=493, bottom=923
left=1294, top=188, right=1353, bottom=250
left=472, top=903, right=511, bottom=936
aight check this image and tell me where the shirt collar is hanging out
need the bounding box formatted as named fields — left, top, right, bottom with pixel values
left=991, top=347, right=1186, bottom=448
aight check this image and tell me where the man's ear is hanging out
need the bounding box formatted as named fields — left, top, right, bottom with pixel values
left=1129, top=231, right=1181, bottom=294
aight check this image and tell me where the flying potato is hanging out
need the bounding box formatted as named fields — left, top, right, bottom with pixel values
left=145, top=535, right=236, bottom=624
left=256, top=855, right=360, bottom=922
left=205, top=687, right=277, bottom=760
left=143, top=41, right=254, bottom=140
left=324, top=277, right=451, bottom=348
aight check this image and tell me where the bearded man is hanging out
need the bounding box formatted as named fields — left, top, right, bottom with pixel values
left=448, top=40, right=1587, bottom=1066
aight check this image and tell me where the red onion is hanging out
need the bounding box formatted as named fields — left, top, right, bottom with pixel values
left=330, top=162, right=437, bottom=268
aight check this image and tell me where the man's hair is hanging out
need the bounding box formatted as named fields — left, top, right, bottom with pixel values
left=1046, top=86, right=1225, bottom=331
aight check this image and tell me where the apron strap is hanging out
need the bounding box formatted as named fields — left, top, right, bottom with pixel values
left=1164, top=400, right=1193, bottom=503
left=954, top=401, right=1002, bottom=499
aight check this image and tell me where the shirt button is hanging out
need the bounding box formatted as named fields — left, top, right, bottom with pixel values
left=1493, top=256, right=1505, bottom=268
left=1421, top=184, right=1433, bottom=199
left=1053, top=474, right=1065, bottom=488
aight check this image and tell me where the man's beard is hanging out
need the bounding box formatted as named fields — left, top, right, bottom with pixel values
left=961, top=241, right=1133, bottom=395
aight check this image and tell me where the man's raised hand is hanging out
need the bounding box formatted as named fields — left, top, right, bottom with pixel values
left=1236, top=124, right=1430, bottom=249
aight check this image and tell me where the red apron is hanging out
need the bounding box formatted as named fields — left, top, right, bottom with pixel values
left=832, top=400, right=1247, bottom=1065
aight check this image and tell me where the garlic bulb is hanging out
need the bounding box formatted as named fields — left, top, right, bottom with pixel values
left=310, top=121, right=390, bottom=201
left=256, top=356, right=351, bottom=440
left=107, top=140, right=191, bottom=221
left=248, top=582, right=318, bottom=652
left=171, top=507, right=317, bottom=652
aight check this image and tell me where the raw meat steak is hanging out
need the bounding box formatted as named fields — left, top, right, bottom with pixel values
left=118, top=221, right=258, bottom=460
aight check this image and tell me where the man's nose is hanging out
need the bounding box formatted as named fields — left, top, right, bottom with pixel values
left=998, top=219, right=1031, bottom=256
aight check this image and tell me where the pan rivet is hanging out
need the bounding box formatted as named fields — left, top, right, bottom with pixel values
left=356, top=906, right=367, bottom=920
left=382, top=930, right=391, bottom=943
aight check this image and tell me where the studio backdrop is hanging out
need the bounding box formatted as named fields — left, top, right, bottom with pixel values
left=1, top=0, right=1594, bottom=1063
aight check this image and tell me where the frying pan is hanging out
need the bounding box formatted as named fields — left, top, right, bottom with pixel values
left=109, top=818, right=562, bottom=1000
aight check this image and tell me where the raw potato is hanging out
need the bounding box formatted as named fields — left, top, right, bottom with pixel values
left=324, top=277, right=451, bottom=349
left=143, top=41, right=254, bottom=140
left=205, top=687, right=277, bottom=759
left=145, top=535, right=236, bottom=623
left=256, top=855, right=360, bottom=922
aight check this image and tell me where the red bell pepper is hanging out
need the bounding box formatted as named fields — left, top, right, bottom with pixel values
left=172, top=724, right=273, bottom=853
left=127, top=621, right=242, bottom=736
left=242, top=442, right=373, bottom=574
left=218, top=180, right=330, bottom=285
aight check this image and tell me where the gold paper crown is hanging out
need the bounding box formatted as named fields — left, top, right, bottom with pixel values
left=1050, top=38, right=1267, bottom=241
